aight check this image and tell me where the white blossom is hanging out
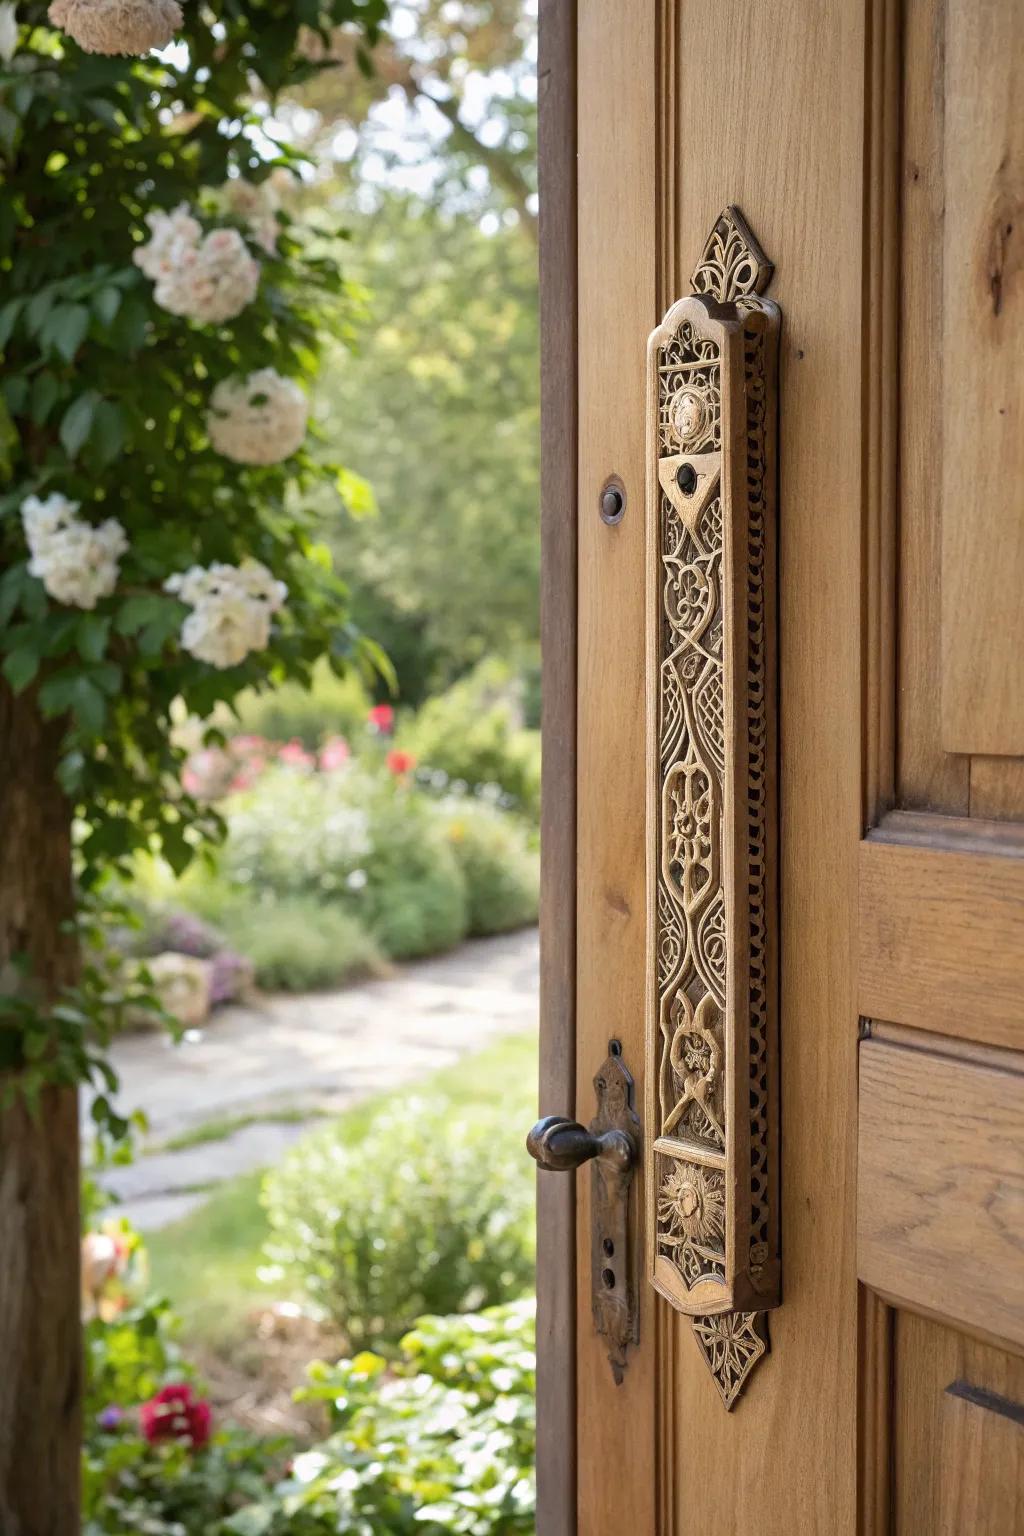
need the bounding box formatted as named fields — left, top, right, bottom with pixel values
left=48, top=0, right=182, bottom=55
left=0, top=3, right=19, bottom=63
left=164, top=558, right=287, bottom=669
left=134, top=209, right=259, bottom=325
left=219, top=176, right=284, bottom=256
left=21, top=493, right=127, bottom=610
left=133, top=203, right=201, bottom=280
left=206, top=368, right=308, bottom=466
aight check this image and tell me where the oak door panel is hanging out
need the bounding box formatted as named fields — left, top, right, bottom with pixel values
left=893, top=1311, right=1024, bottom=1535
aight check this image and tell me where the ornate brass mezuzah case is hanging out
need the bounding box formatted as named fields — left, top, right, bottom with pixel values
left=645, top=208, right=780, bottom=1408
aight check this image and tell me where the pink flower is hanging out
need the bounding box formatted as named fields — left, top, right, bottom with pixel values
left=277, top=738, right=314, bottom=768
left=231, top=734, right=270, bottom=757
left=367, top=703, right=394, bottom=735
left=140, top=1383, right=212, bottom=1451
left=386, top=749, right=416, bottom=777
left=319, top=736, right=350, bottom=772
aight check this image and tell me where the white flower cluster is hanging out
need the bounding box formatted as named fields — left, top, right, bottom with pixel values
left=0, top=2, right=19, bottom=63
left=164, top=559, right=288, bottom=670
left=134, top=205, right=259, bottom=325
left=48, top=0, right=182, bottom=56
left=21, top=493, right=127, bottom=610
left=206, top=369, right=308, bottom=466
left=219, top=176, right=288, bottom=256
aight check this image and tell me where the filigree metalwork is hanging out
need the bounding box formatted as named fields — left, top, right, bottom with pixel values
left=689, top=205, right=773, bottom=303
left=646, top=208, right=780, bottom=1410
left=692, top=1311, right=769, bottom=1411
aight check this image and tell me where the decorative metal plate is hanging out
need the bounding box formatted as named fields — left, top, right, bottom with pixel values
left=645, top=207, right=780, bottom=1408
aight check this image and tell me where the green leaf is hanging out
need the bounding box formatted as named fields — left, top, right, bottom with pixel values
left=24, top=289, right=55, bottom=336
left=90, top=400, right=125, bottom=467
left=0, top=398, right=16, bottom=484
left=2, top=647, right=40, bottom=693
left=90, top=661, right=122, bottom=695
left=85, top=96, right=121, bottom=131
left=0, top=298, right=23, bottom=351
left=0, top=567, right=26, bottom=629
left=336, top=466, right=377, bottom=519
left=30, top=372, right=60, bottom=427
left=110, top=297, right=149, bottom=354
left=2, top=375, right=27, bottom=415
left=114, top=593, right=167, bottom=636
left=42, top=303, right=90, bottom=364
left=77, top=613, right=110, bottom=663
left=59, top=391, right=100, bottom=459
left=39, top=674, right=106, bottom=735
left=92, top=286, right=122, bottom=329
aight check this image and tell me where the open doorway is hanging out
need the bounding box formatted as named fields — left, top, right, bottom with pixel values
left=0, top=2, right=541, bottom=1528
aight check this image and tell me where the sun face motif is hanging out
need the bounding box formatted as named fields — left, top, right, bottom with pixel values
left=658, top=1162, right=725, bottom=1249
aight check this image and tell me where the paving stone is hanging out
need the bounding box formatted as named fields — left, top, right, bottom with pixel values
left=97, top=927, right=538, bottom=1231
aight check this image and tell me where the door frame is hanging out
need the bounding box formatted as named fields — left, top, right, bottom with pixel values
left=536, top=1, right=578, bottom=1531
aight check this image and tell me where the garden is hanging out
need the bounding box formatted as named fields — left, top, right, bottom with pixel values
left=0, top=0, right=541, bottom=1529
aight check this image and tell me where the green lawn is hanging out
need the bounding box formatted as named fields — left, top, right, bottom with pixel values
left=146, top=1029, right=538, bottom=1353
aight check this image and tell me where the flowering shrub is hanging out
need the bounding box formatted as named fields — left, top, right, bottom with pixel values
left=49, top=0, right=182, bottom=56
left=164, top=560, right=289, bottom=670
left=0, top=0, right=387, bottom=904
left=207, top=369, right=308, bottom=466
left=134, top=207, right=261, bottom=324
left=442, top=799, right=540, bottom=937
left=385, top=746, right=416, bottom=776
left=245, top=1302, right=536, bottom=1536
left=141, top=1384, right=213, bottom=1451
left=21, top=492, right=127, bottom=609
left=399, top=659, right=541, bottom=821
left=367, top=700, right=395, bottom=734
left=83, top=1275, right=535, bottom=1536
left=262, top=1098, right=535, bottom=1348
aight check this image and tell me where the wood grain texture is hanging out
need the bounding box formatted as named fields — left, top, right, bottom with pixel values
left=536, top=2, right=577, bottom=1530
left=894, top=1311, right=1024, bottom=1535
left=859, top=832, right=1024, bottom=1048
left=939, top=0, right=1024, bottom=755
left=971, top=757, right=1024, bottom=823
left=863, top=0, right=899, bottom=821
left=653, top=0, right=865, bottom=1526
left=575, top=4, right=657, bottom=1533
left=859, top=1040, right=1024, bottom=1350
left=897, top=0, right=971, bottom=814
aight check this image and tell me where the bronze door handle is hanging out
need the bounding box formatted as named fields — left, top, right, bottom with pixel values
left=526, top=1114, right=635, bottom=1174
left=527, top=1042, right=641, bottom=1382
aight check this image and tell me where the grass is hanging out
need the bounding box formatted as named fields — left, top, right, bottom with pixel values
left=153, top=1105, right=325, bottom=1155
left=145, top=1029, right=538, bottom=1353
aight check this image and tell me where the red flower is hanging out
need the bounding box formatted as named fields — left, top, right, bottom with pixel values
left=367, top=703, right=395, bottom=734
left=140, top=1384, right=212, bottom=1451
left=386, top=749, right=416, bottom=777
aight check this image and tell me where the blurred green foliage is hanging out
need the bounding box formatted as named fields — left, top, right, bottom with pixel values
left=262, top=1096, right=535, bottom=1348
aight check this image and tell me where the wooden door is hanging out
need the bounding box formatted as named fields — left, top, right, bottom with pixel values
left=535, top=1, right=1024, bottom=1533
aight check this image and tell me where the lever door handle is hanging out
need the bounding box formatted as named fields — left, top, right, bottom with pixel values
left=527, top=1114, right=635, bottom=1174
left=528, top=1041, right=640, bottom=1382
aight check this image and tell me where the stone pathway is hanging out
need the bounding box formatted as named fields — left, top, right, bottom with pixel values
left=99, top=927, right=539, bottom=1230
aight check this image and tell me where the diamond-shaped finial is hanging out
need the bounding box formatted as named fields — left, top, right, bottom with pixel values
left=690, top=207, right=773, bottom=304
left=691, top=1310, right=769, bottom=1410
